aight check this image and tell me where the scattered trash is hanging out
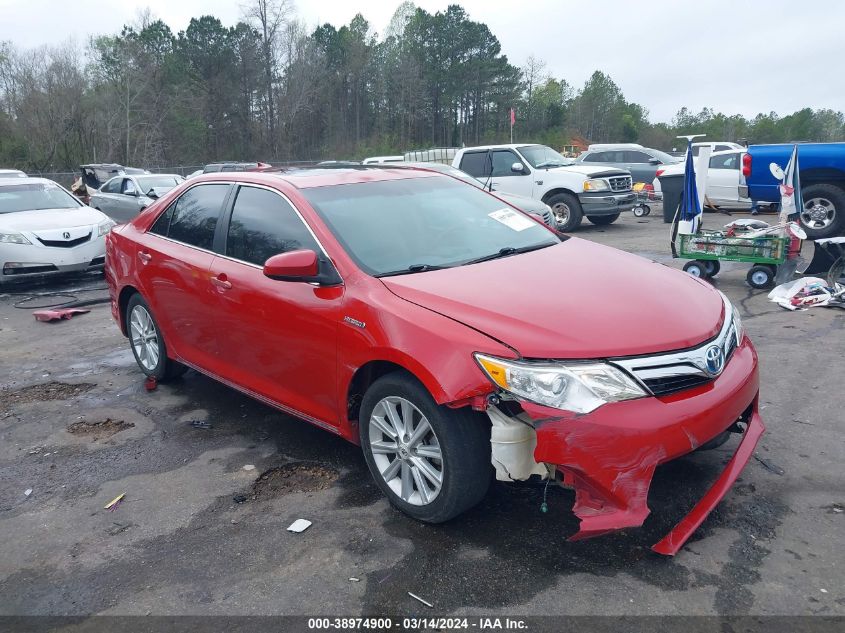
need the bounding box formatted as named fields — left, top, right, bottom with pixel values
left=104, top=493, right=126, bottom=511
left=33, top=308, right=90, bottom=322
left=768, top=276, right=844, bottom=311
left=242, top=464, right=256, bottom=472
left=232, top=494, right=248, bottom=504
left=24, top=488, right=32, bottom=497
left=144, top=376, right=157, bottom=392
left=287, top=519, right=312, bottom=533
left=189, top=420, right=212, bottom=430
left=407, top=592, right=433, bottom=608
left=349, top=577, right=361, bottom=582
left=754, top=455, right=785, bottom=476
left=820, top=588, right=828, bottom=594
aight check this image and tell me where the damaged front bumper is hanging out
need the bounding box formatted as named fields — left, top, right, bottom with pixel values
left=514, top=336, right=763, bottom=555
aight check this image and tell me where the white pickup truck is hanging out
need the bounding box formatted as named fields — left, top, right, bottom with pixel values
left=452, top=144, right=635, bottom=231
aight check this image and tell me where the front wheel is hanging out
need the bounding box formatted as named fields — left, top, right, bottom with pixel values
left=359, top=372, right=491, bottom=523
left=126, top=294, right=187, bottom=382
left=546, top=192, right=583, bottom=232
left=587, top=213, right=620, bottom=226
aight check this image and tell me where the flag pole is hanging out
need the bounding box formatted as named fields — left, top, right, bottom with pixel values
left=509, top=107, right=515, bottom=144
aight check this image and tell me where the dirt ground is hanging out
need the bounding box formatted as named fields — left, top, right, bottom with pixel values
left=0, top=210, right=843, bottom=617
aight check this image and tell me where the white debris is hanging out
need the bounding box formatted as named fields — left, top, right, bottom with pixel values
left=820, top=588, right=828, bottom=594
left=349, top=577, right=361, bottom=582
left=24, top=489, right=32, bottom=497
left=408, top=592, right=433, bottom=608
left=287, top=519, right=312, bottom=533
left=242, top=464, right=256, bottom=471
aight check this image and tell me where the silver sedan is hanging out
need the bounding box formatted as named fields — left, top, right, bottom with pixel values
left=89, top=174, right=183, bottom=223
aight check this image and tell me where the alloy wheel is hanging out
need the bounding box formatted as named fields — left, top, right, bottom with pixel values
left=129, top=305, right=160, bottom=371
left=801, top=197, right=836, bottom=229
left=368, top=396, right=443, bottom=506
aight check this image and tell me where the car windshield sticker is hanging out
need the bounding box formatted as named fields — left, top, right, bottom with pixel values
left=488, top=208, right=535, bottom=231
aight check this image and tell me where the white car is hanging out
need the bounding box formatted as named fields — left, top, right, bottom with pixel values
left=453, top=144, right=635, bottom=231
left=655, top=149, right=751, bottom=210
left=0, top=169, right=27, bottom=179
left=0, top=178, right=115, bottom=285
left=692, top=141, right=745, bottom=156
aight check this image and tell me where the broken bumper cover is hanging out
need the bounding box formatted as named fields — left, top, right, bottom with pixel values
left=525, top=336, right=764, bottom=555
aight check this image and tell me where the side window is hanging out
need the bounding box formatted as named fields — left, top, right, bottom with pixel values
left=624, top=150, right=653, bottom=163
left=225, top=186, right=320, bottom=266
left=715, top=145, right=731, bottom=152
left=491, top=150, right=524, bottom=177
left=582, top=152, right=604, bottom=162
left=459, top=152, right=489, bottom=178
left=149, top=204, right=174, bottom=236
left=710, top=153, right=739, bottom=170
left=122, top=178, right=137, bottom=195
left=102, top=177, right=121, bottom=193
left=164, top=184, right=229, bottom=250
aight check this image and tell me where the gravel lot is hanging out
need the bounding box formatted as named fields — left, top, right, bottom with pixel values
left=1, top=211, right=843, bottom=618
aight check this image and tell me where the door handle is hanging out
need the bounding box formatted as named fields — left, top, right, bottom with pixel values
left=211, top=274, right=232, bottom=290
left=137, top=251, right=151, bottom=263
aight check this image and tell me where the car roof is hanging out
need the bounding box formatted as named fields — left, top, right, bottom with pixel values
left=191, top=166, right=443, bottom=190
left=459, top=144, right=543, bottom=152
left=0, top=168, right=26, bottom=174
left=0, top=176, right=57, bottom=186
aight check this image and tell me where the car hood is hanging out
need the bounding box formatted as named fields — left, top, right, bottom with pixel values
left=553, top=164, right=629, bottom=177
left=381, top=239, right=724, bottom=358
left=0, top=206, right=107, bottom=231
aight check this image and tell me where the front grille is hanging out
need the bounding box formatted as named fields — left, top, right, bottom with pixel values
left=37, top=232, right=92, bottom=248
left=609, top=176, right=632, bottom=192
left=3, top=264, right=58, bottom=276
left=89, top=256, right=105, bottom=266
left=642, top=374, right=712, bottom=396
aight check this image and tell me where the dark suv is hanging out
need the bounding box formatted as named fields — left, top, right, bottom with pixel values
left=576, top=144, right=681, bottom=185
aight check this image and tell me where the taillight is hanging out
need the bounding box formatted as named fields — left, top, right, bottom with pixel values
left=742, top=153, right=751, bottom=177
left=655, top=169, right=665, bottom=178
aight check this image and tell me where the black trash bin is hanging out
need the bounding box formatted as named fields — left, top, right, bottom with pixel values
left=658, top=173, right=683, bottom=223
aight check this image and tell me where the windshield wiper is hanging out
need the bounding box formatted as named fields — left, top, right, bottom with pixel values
left=462, top=242, right=556, bottom=266
left=535, top=160, right=563, bottom=169
left=376, top=264, right=449, bottom=277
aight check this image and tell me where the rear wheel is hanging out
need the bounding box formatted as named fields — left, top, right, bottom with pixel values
left=359, top=372, right=490, bottom=523
left=799, top=184, right=845, bottom=239
left=546, top=192, right=583, bottom=232
left=683, top=260, right=709, bottom=279
left=587, top=213, right=620, bottom=226
left=125, top=294, right=187, bottom=381
left=746, top=265, right=774, bottom=289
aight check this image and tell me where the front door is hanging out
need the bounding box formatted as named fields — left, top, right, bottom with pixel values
left=489, top=149, right=535, bottom=198
left=209, top=184, right=343, bottom=428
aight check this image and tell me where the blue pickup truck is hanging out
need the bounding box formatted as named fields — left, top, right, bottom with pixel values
left=743, top=142, right=845, bottom=239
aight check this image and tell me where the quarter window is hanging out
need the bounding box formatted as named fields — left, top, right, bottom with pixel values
left=155, top=184, right=229, bottom=250
left=225, top=186, right=320, bottom=266
left=459, top=152, right=489, bottom=178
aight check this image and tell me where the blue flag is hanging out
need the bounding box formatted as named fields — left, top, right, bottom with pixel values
left=680, top=141, right=702, bottom=222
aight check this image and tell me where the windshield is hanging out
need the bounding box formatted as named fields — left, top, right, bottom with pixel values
left=518, top=145, right=569, bottom=169
left=136, top=175, right=182, bottom=191
left=0, top=182, right=82, bottom=214
left=303, top=176, right=558, bottom=276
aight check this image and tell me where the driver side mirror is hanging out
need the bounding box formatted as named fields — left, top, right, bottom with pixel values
left=146, top=189, right=159, bottom=199
left=648, top=158, right=661, bottom=165
left=511, top=162, right=525, bottom=173
left=263, top=249, right=342, bottom=285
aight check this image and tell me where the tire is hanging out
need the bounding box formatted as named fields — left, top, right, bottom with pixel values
left=799, top=183, right=845, bottom=240
left=125, top=294, right=187, bottom=382
left=704, top=260, right=721, bottom=277
left=633, top=205, right=650, bottom=217
left=587, top=213, right=620, bottom=226
left=359, top=371, right=491, bottom=523
left=746, top=265, right=774, bottom=289
left=546, top=192, right=583, bottom=232
left=683, top=260, right=708, bottom=279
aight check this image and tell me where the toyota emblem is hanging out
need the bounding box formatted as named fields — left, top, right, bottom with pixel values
left=63, top=231, right=71, bottom=239
left=704, top=345, right=725, bottom=376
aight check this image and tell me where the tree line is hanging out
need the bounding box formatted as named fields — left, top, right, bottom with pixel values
left=1, top=1, right=843, bottom=173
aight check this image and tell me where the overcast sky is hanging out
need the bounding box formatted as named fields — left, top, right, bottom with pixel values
left=0, top=0, right=840, bottom=122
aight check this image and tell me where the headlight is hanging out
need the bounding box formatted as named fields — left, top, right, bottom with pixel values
left=731, top=302, right=744, bottom=345
left=583, top=179, right=609, bottom=192
left=475, top=353, right=646, bottom=414
left=0, top=231, right=31, bottom=245
left=98, top=219, right=116, bottom=236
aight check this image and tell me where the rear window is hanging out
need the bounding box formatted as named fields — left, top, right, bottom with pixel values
left=0, top=182, right=81, bottom=214
left=459, top=152, right=489, bottom=178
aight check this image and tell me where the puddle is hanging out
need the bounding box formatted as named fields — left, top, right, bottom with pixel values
left=0, top=381, right=96, bottom=409
left=249, top=462, right=339, bottom=500
left=66, top=417, right=135, bottom=440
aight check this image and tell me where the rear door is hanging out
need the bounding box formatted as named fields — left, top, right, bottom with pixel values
left=133, top=182, right=232, bottom=372
left=208, top=184, right=343, bottom=428
left=111, top=177, right=143, bottom=223
left=707, top=152, right=743, bottom=205
left=94, top=177, right=122, bottom=215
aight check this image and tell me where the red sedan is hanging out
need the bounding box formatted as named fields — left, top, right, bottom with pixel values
left=105, top=166, right=764, bottom=555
